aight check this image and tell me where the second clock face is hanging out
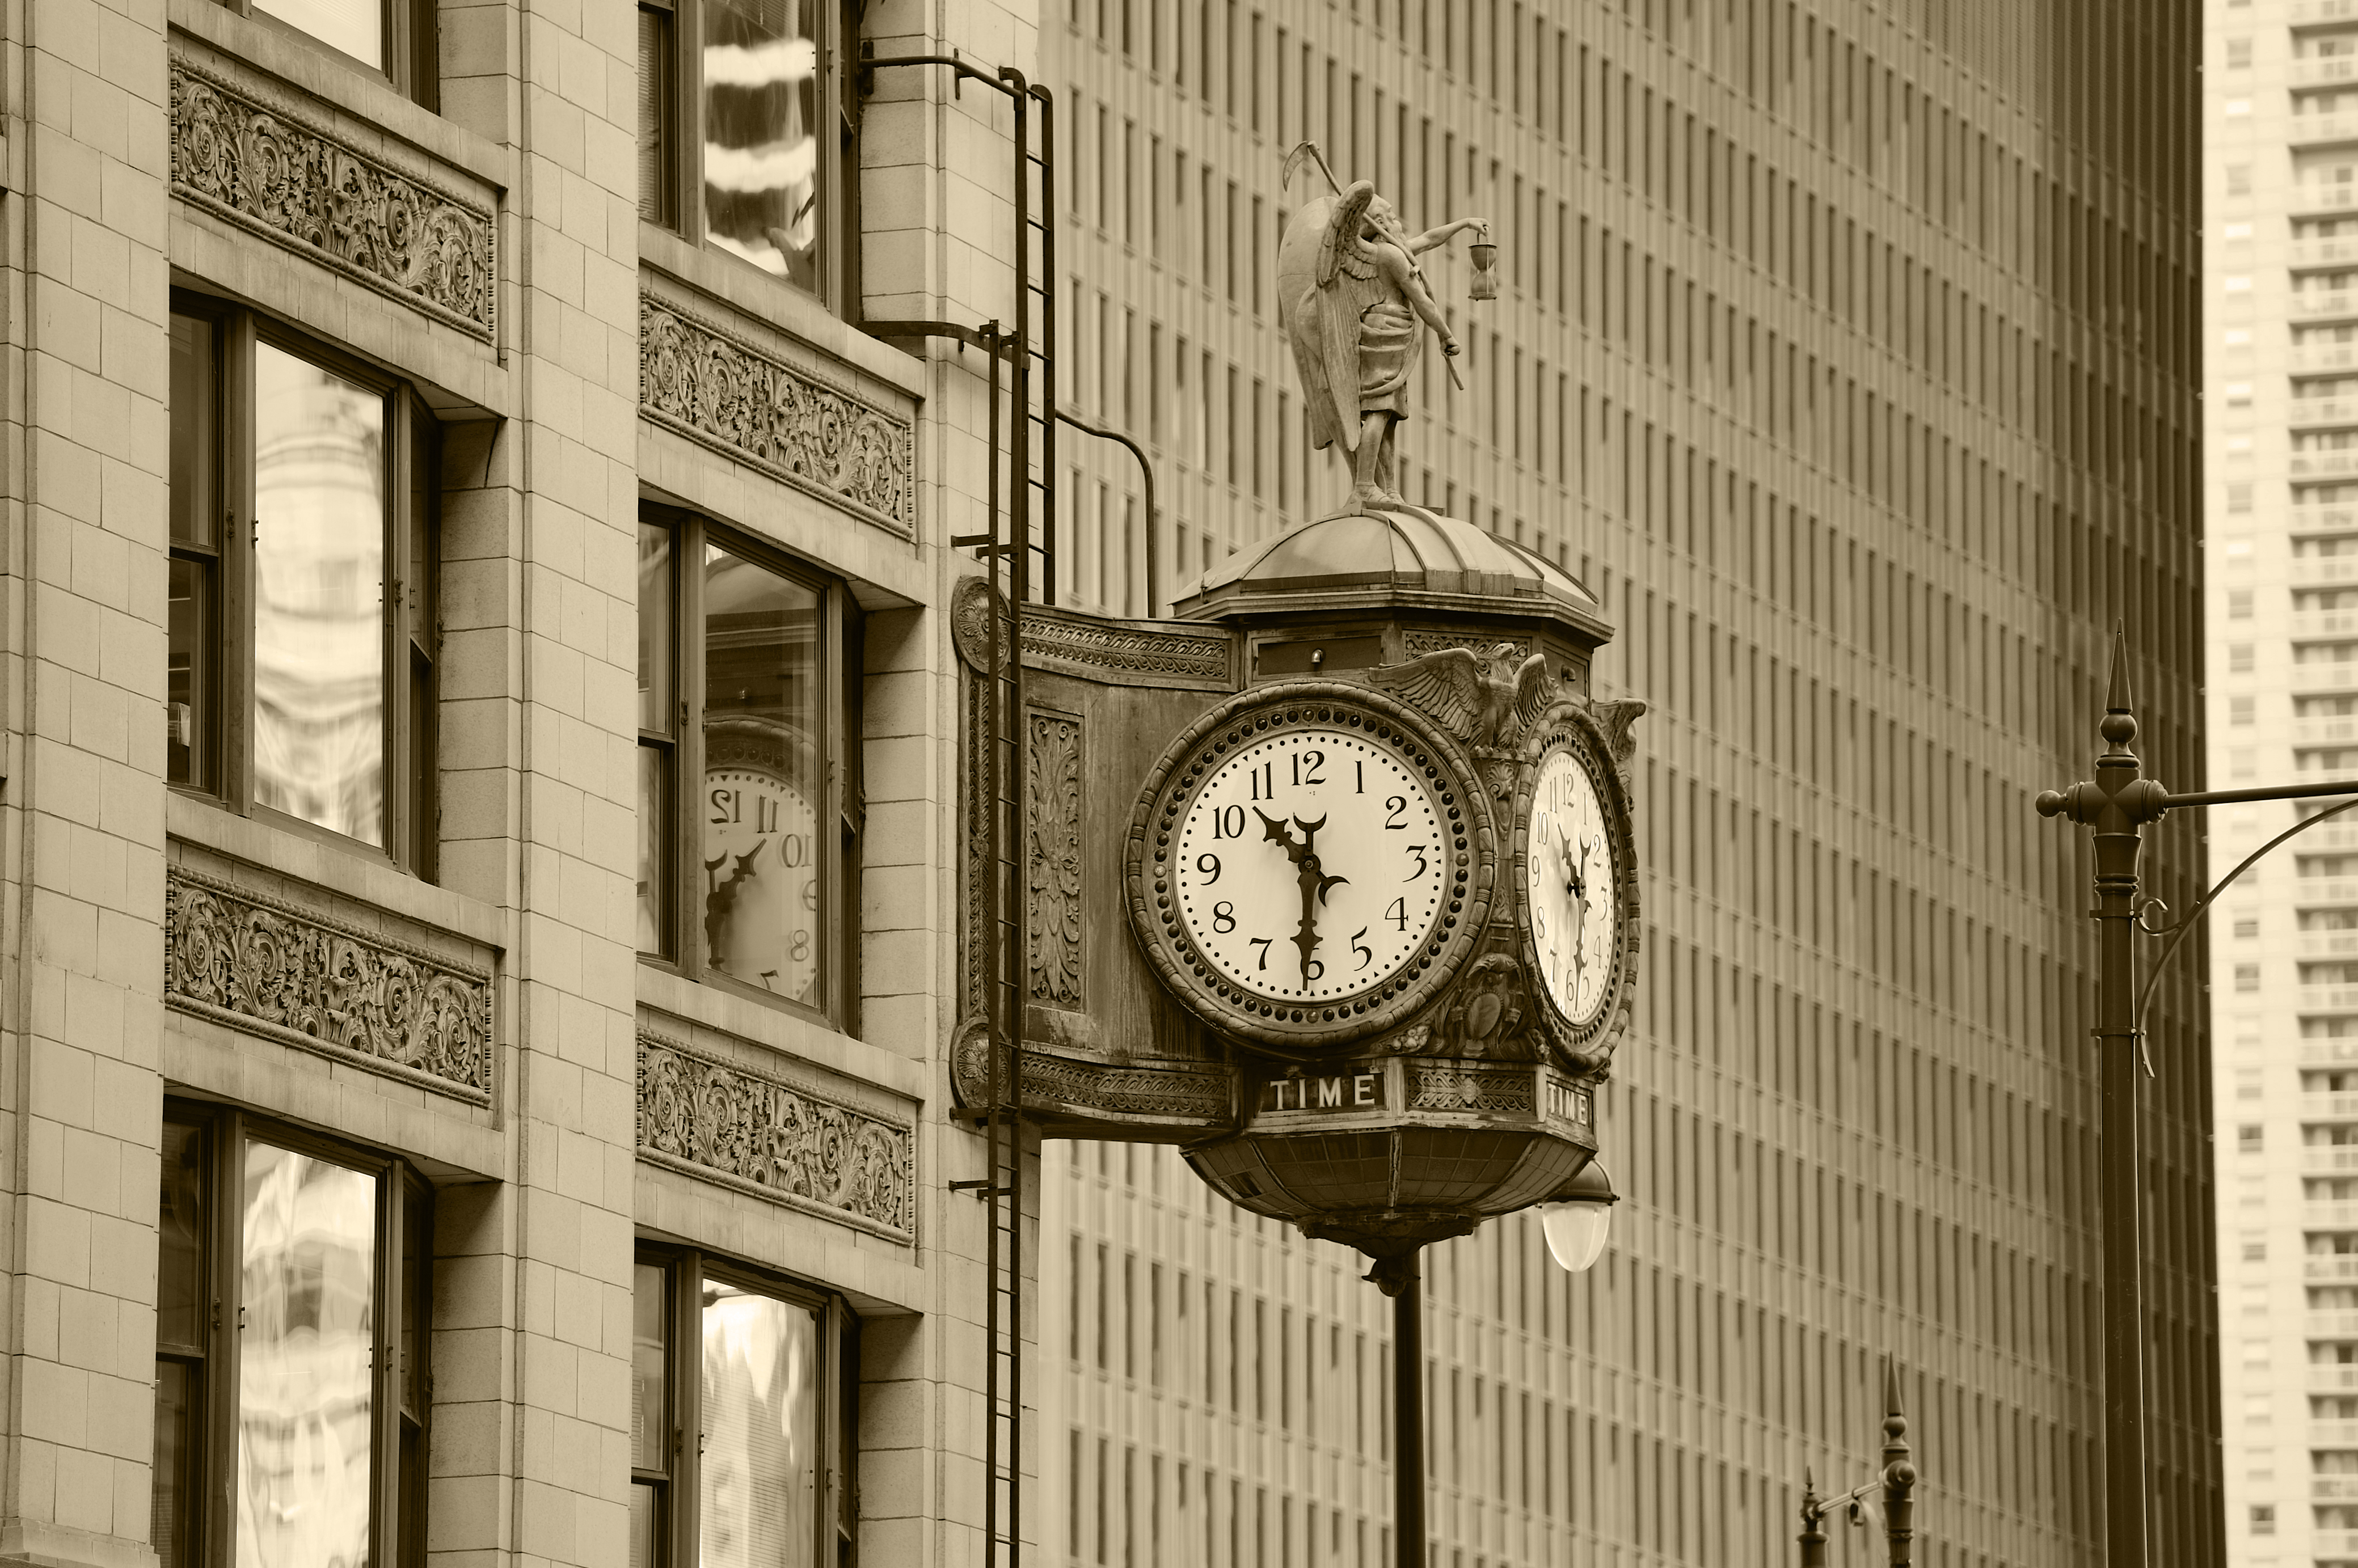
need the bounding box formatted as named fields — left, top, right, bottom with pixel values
left=1172, top=728, right=1449, bottom=1004
left=1525, top=745, right=1619, bottom=1025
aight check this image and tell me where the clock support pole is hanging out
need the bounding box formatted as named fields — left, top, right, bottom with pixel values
left=1390, top=1251, right=1425, bottom=1568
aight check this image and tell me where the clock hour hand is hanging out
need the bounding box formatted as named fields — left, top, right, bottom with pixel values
left=702, top=848, right=760, bottom=959
left=1258, top=809, right=1349, bottom=988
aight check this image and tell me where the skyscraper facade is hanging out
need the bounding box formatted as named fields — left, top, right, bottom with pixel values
left=2205, top=3, right=2358, bottom=1565
left=1040, top=3, right=2219, bottom=1563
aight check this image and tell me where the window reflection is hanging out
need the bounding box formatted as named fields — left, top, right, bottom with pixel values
left=701, top=545, right=821, bottom=1000
left=698, top=1278, right=818, bottom=1568
left=701, top=0, right=819, bottom=290
left=253, top=0, right=382, bottom=69
left=252, top=344, right=386, bottom=847
left=237, top=1142, right=377, bottom=1568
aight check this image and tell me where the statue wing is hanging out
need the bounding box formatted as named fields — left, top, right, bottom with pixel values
left=1501, top=653, right=1555, bottom=746
left=1368, top=649, right=1487, bottom=743
left=1312, top=183, right=1387, bottom=455
left=1278, top=197, right=1349, bottom=453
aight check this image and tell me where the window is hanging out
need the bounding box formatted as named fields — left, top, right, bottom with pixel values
left=217, top=0, right=437, bottom=102
left=153, top=1103, right=433, bottom=1568
left=636, top=506, right=862, bottom=1016
left=2250, top=1503, right=2276, bottom=1534
left=170, top=298, right=441, bottom=873
left=630, top=1247, right=857, bottom=1568
left=639, top=0, right=851, bottom=301
left=2242, top=1123, right=2267, bottom=1151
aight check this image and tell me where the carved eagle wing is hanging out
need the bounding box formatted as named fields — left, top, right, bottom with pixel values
left=1500, top=653, right=1555, bottom=747
left=1368, top=648, right=1487, bottom=743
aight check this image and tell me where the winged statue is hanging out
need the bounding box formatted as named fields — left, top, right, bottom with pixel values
left=1277, top=146, right=1486, bottom=513
left=1368, top=643, right=1554, bottom=750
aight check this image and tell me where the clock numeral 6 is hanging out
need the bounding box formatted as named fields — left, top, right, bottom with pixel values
left=1212, top=901, right=1237, bottom=933
left=1196, top=852, right=1221, bottom=884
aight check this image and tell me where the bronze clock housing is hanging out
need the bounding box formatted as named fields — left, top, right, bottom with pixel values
left=1125, top=682, right=1496, bottom=1054
left=1511, top=704, right=1642, bottom=1071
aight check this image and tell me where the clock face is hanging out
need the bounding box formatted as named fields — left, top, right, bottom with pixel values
left=1524, top=745, right=1620, bottom=1026
left=1131, top=688, right=1490, bottom=1048
left=1172, top=728, right=1448, bottom=1004
left=702, top=766, right=820, bottom=1000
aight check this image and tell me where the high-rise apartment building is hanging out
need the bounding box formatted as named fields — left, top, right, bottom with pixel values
left=2207, top=3, right=2358, bottom=1565
left=1042, top=3, right=2220, bottom=1563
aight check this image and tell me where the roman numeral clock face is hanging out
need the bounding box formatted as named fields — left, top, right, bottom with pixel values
left=1525, top=745, right=1621, bottom=1026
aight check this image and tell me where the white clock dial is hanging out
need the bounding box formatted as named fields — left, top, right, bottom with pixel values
left=1526, top=746, right=1618, bottom=1025
left=702, top=766, right=820, bottom=1000
left=1172, top=728, right=1448, bottom=1003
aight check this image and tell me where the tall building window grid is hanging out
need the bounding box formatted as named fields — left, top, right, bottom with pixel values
left=1040, top=3, right=2209, bottom=1561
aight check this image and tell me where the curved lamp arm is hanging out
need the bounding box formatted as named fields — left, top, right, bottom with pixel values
left=2131, top=793, right=2358, bottom=1056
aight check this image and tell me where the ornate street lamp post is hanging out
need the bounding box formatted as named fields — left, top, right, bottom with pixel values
left=2036, top=629, right=2358, bottom=1566
left=1796, top=1364, right=1916, bottom=1565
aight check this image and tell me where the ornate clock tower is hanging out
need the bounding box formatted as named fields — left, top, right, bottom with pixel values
left=951, top=150, right=1642, bottom=1557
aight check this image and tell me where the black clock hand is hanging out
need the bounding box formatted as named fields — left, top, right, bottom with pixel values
left=702, top=849, right=760, bottom=957
left=1257, top=809, right=1348, bottom=988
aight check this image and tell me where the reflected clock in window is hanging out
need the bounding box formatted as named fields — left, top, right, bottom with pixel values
left=702, top=759, right=820, bottom=1001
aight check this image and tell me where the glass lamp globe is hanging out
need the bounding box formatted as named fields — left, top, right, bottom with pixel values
left=1538, top=1161, right=1617, bottom=1273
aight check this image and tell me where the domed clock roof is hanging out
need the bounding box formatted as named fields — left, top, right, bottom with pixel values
left=1175, top=509, right=1606, bottom=640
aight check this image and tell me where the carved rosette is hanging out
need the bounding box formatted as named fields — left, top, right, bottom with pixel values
left=1028, top=713, right=1085, bottom=1008
left=639, top=298, right=914, bottom=534
left=164, top=866, right=493, bottom=1101
left=636, top=1032, right=916, bottom=1241
left=168, top=56, right=496, bottom=339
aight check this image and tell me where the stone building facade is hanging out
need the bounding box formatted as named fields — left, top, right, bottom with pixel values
left=0, top=0, right=1045, bottom=1563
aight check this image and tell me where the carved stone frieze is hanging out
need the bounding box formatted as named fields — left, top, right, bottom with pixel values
left=168, top=54, right=496, bottom=339
left=639, top=297, right=914, bottom=534
left=636, top=1031, right=916, bottom=1241
left=1028, top=713, right=1084, bottom=1008
left=164, top=865, right=493, bottom=1101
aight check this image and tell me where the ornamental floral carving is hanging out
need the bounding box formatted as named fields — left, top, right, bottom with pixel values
left=1028, top=713, right=1084, bottom=1008
left=164, top=866, right=493, bottom=1101
left=640, top=298, right=915, bottom=534
left=168, top=57, right=496, bottom=339
left=637, top=1032, right=916, bottom=1240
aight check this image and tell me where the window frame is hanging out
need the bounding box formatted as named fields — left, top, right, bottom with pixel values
left=169, top=290, right=442, bottom=878
left=213, top=0, right=439, bottom=107
left=631, top=1242, right=859, bottom=1568
left=637, top=0, right=859, bottom=310
left=636, top=502, right=863, bottom=1025
left=154, top=1099, right=435, bottom=1568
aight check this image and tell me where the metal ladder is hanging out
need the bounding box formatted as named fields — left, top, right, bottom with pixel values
left=854, top=46, right=1059, bottom=1568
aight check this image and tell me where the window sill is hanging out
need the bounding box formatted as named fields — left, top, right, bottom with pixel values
left=167, top=792, right=504, bottom=952
left=638, top=224, right=927, bottom=404
left=635, top=961, right=927, bottom=1104
left=168, top=0, right=511, bottom=196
